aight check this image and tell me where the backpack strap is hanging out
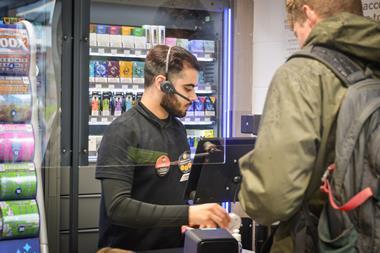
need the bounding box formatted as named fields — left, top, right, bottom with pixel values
left=289, top=46, right=367, bottom=87
left=320, top=164, right=374, bottom=211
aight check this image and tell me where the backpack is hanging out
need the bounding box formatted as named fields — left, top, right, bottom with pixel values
left=288, top=46, right=380, bottom=253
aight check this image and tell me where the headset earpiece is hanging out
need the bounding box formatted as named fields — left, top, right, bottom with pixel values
left=160, top=80, right=175, bottom=94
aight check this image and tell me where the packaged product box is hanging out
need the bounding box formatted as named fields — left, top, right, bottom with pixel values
left=194, top=96, right=205, bottom=116
left=113, top=92, right=124, bottom=116
left=203, top=40, right=215, bottom=53
left=94, top=61, right=108, bottom=83
left=119, top=61, right=133, bottom=83
left=142, top=25, right=152, bottom=49
left=132, top=61, right=145, bottom=84
left=135, top=92, right=143, bottom=104
left=125, top=93, right=134, bottom=111
left=176, top=38, right=189, bottom=50
left=96, top=24, right=110, bottom=47
left=89, top=24, right=97, bottom=47
left=121, top=26, right=135, bottom=49
left=133, top=27, right=146, bottom=50
left=158, top=26, right=166, bottom=45
left=91, top=91, right=101, bottom=116
left=107, top=61, right=120, bottom=83
left=109, top=25, right=122, bottom=48
left=189, top=40, right=204, bottom=54
left=204, top=96, right=216, bottom=116
left=101, top=91, right=112, bottom=116
left=165, top=37, right=177, bottom=47
left=149, top=25, right=159, bottom=46
left=186, top=101, right=195, bottom=117
left=89, top=60, right=95, bottom=82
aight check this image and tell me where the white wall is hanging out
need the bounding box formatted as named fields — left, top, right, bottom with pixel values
left=251, top=0, right=298, bottom=114
left=251, top=0, right=380, bottom=115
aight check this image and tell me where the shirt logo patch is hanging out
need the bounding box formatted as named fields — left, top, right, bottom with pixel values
left=178, top=151, right=192, bottom=174
left=155, top=155, right=170, bottom=177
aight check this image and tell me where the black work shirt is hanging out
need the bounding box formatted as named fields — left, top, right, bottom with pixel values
left=96, top=102, right=191, bottom=251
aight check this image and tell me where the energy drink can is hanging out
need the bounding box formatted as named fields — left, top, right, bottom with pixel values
left=0, top=124, right=34, bottom=162
left=0, top=200, right=39, bottom=239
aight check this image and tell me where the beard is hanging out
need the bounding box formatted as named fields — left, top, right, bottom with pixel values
left=160, top=93, right=188, bottom=118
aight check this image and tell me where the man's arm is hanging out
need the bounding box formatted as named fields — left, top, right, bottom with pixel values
left=102, top=178, right=189, bottom=228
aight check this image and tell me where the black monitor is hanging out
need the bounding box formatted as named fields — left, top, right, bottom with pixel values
left=184, top=137, right=255, bottom=204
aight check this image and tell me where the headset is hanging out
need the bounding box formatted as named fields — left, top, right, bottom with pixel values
left=160, top=46, right=192, bottom=102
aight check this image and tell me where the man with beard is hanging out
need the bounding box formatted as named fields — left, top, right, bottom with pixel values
left=96, top=45, right=230, bottom=251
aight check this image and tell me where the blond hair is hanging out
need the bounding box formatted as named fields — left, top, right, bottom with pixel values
left=97, top=247, right=135, bottom=253
left=286, top=0, right=363, bottom=28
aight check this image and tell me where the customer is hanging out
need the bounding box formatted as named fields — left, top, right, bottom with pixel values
left=238, top=1, right=380, bottom=252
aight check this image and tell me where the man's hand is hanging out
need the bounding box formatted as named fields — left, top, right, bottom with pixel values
left=188, top=203, right=231, bottom=228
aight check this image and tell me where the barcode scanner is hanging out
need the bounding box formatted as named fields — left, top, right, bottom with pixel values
left=160, top=46, right=192, bottom=102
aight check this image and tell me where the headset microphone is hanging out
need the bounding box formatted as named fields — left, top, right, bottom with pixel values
left=160, top=46, right=192, bottom=102
left=160, top=81, right=192, bottom=102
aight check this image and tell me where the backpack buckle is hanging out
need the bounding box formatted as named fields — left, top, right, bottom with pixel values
left=320, top=164, right=336, bottom=193
left=321, top=163, right=336, bottom=182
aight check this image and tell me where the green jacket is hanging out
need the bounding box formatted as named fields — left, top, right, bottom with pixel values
left=238, top=13, right=380, bottom=253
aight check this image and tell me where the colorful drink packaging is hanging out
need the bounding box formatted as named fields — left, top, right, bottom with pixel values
left=0, top=163, right=36, bottom=200
left=142, top=25, right=152, bottom=49
left=132, top=61, right=144, bottom=84
left=96, top=24, right=110, bottom=47
left=0, top=77, right=30, bottom=94
left=109, top=25, right=122, bottom=48
left=89, top=24, right=97, bottom=47
left=113, top=92, right=124, bottom=116
left=204, top=96, right=216, bottom=117
left=0, top=124, right=34, bottom=163
left=119, top=61, right=133, bottom=83
left=89, top=60, right=95, bottom=83
left=107, top=61, right=120, bottom=83
left=125, top=93, right=134, bottom=111
left=0, top=26, right=30, bottom=76
left=121, top=26, right=134, bottom=49
left=91, top=92, right=101, bottom=116
left=194, top=96, right=205, bottom=116
left=94, top=61, right=108, bottom=83
left=0, top=199, right=40, bottom=239
left=101, top=91, right=112, bottom=116
left=132, top=27, right=146, bottom=50
left=0, top=94, right=32, bottom=123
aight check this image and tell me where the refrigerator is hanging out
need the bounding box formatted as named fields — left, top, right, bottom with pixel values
left=64, top=1, right=233, bottom=253
left=0, top=1, right=63, bottom=253
left=0, top=1, right=233, bottom=253
left=87, top=0, right=233, bottom=163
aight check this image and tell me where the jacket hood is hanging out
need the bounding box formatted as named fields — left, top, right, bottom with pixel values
left=305, top=12, right=380, bottom=65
